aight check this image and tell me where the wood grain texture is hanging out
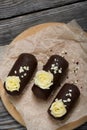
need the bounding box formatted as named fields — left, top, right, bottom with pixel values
left=0, top=0, right=85, bottom=19
left=0, top=1, right=87, bottom=45
left=0, top=22, right=87, bottom=130
left=0, top=100, right=26, bottom=130
left=0, top=98, right=87, bottom=130
left=0, top=80, right=25, bottom=127
left=0, top=0, right=87, bottom=129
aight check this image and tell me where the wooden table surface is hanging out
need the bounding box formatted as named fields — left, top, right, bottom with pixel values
left=0, top=0, right=87, bottom=129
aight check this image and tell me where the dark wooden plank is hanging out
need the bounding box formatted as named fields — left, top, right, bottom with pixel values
left=0, top=0, right=85, bottom=19
left=0, top=1, right=87, bottom=45
left=75, top=123, right=87, bottom=130
left=0, top=100, right=26, bottom=130
left=0, top=1, right=87, bottom=129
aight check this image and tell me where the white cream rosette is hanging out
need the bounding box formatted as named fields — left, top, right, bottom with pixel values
left=50, top=99, right=67, bottom=117
left=35, top=70, right=53, bottom=89
left=5, top=76, right=21, bottom=92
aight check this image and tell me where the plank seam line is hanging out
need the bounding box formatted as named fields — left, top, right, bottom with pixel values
left=0, top=0, right=87, bottom=21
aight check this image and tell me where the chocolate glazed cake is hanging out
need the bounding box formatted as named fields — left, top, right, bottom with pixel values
left=32, top=55, right=69, bottom=99
left=48, top=83, right=80, bottom=119
left=4, top=53, right=37, bottom=95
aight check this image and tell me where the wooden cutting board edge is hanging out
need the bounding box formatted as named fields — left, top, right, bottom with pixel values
left=0, top=22, right=87, bottom=130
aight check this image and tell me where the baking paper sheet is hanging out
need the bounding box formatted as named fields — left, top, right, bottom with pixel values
left=0, top=21, right=87, bottom=130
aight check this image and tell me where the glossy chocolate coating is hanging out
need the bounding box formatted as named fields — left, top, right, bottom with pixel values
left=32, top=55, right=69, bottom=99
left=48, top=83, right=80, bottom=119
left=4, top=53, right=37, bottom=95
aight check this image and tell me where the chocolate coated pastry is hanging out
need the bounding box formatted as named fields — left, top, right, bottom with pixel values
left=48, top=83, right=80, bottom=119
left=4, top=53, right=37, bottom=95
left=32, top=55, right=69, bottom=99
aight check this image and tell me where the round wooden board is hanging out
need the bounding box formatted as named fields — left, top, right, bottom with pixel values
left=0, top=22, right=87, bottom=130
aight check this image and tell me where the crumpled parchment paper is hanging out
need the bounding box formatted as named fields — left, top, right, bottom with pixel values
left=0, top=21, right=87, bottom=130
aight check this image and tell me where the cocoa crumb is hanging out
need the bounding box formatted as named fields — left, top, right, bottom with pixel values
left=81, top=86, right=83, bottom=89
left=65, top=52, right=67, bottom=55
left=67, top=76, right=69, bottom=79
left=50, top=49, right=52, bottom=52
left=76, top=62, right=79, bottom=65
